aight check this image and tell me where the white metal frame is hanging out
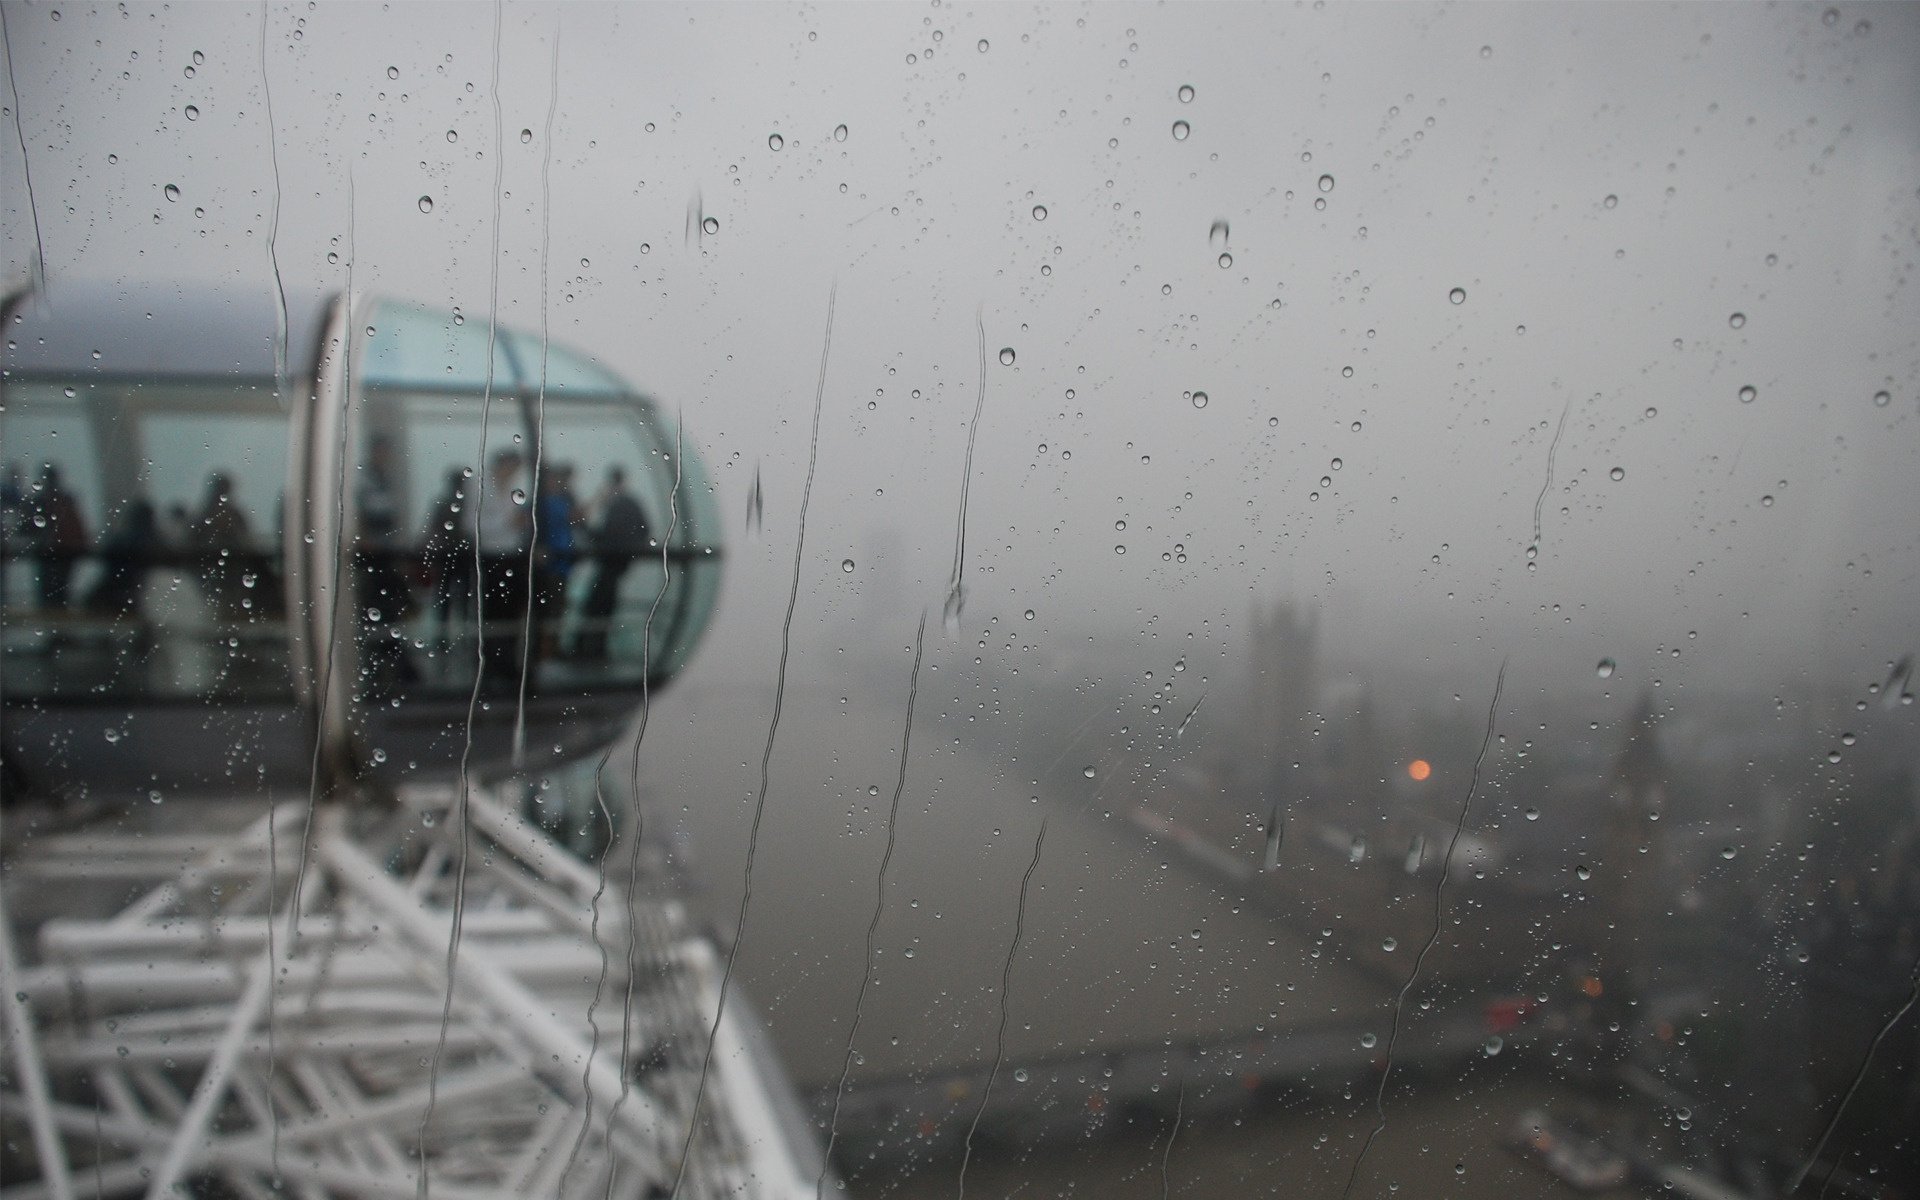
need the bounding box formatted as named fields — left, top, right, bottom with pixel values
left=1, top=785, right=817, bottom=1199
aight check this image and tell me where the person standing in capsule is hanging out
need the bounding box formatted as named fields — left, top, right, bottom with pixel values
left=473, top=448, right=530, bottom=688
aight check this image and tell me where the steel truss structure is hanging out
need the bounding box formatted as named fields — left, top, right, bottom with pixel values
left=0, top=783, right=817, bottom=1199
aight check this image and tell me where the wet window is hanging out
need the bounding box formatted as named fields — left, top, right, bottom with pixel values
left=3, top=5, right=1917, bottom=1200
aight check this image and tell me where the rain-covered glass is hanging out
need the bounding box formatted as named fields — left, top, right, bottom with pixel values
left=2, top=5, right=1916, bottom=1200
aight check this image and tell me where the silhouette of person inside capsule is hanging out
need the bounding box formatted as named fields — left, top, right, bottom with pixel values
left=531, top=462, right=579, bottom=665
left=573, top=466, right=650, bottom=663
left=86, top=496, right=158, bottom=622
left=422, top=467, right=475, bottom=658
left=21, top=463, right=89, bottom=612
left=356, top=436, right=419, bottom=690
left=473, top=448, right=530, bottom=689
left=190, top=472, right=257, bottom=624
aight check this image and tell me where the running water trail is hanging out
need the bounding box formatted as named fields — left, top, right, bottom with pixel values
left=290, top=165, right=357, bottom=928
left=1174, top=694, right=1205, bottom=740
left=943, top=311, right=989, bottom=631
left=957, top=819, right=1049, bottom=1200
left=1261, top=800, right=1285, bottom=872
left=263, top=785, right=282, bottom=1183
left=669, top=286, right=837, bottom=1198
left=1883, top=655, right=1913, bottom=708
left=0, top=3, right=47, bottom=293
left=554, top=745, right=619, bottom=1193
left=1785, top=955, right=1920, bottom=1196
left=420, top=5, right=506, bottom=1195
left=260, top=0, right=288, bottom=399
left=601, top=419, right=681, bottom=1200
left=1160, top=1077, right=1185, bottom=1200
left=1529, top=399, right=1570, bottom=558
left=513, top=23, right=561, bottom=768
left=745, top=460, right=764, bottom=538
left=1339, top=659, right=1506, bottom=1200
left=817, top=612, right=929, bottom=1197
left=256, top=3, right=287, bottom=1175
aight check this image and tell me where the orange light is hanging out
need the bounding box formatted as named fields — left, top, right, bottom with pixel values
left=1407, top=759, right=1432, bottom=781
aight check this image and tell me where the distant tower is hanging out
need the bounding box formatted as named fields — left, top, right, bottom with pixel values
left=1593, top=691, right=1667, bottom=1000
left=1242, top=598, right=1320, bottom=796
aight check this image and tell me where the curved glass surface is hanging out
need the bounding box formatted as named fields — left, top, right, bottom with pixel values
left=351, top=298, right=722, bottom=708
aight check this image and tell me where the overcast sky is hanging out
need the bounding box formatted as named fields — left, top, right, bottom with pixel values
left=5, top=1, right=1918, bottom=701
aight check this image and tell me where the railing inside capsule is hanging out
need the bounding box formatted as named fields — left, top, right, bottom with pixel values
left=0, top=544, right=715, bottom=703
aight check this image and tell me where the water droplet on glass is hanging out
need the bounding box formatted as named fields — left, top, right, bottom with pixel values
left=1114, top=544, right=1126, bottom=555
left=1178, top=84, right=1195, bottom=103
left=1318, top=173, right=1334, bottom=193
left=833, top=123, right=849, bottom=142
left=418, top=195, right=433, bottom=213
left=1191, top=390, right=1209, bottom=409
left=999, top=347, right=1016, bottom=366
left=977, top=38, right=989, bottom=52
left=446, top=129, right=458, bottom=142
left=1609, top=466, right=1625, bottom=481
left=1720, top=846, right=1737, bottom=860
left=1013, top=1067, right=1029, bottom=1082
left=1448, top=286, right=1466, bottom=305
left=1083, top=765, right=1096, bottom=778
left=1360, top=1032, right=1378, bottom=1049
left=1603, top=193, right=1618, bottom=208
left=386, top=65, right=399, bottom=80
left=702, top=216, right=720, bottom=235
left=1217, top=252, right=1232, bottom=269
left=768, top=133, right=783, bottom=151
left=841, top=559, right=855, bottom=573
left=1484, top=1035, right=1504, bottom=1056
left=1171, top=119, right=1190, bottom=141
left=1575, top=863, right=1592, bottom=881
left=183, top=104, right=198, bottom=121
left=163, top=183, right=181, bottom=202
left=1381, top=936, right=1397, bottom=952
left=520, top=127, right=533, bottom=143
left=1728, top=311, right=1746, bottom=328
left=1738, top=385, right=1757, bottom=403
left=1873, top=390, right=1891, bottom=407
left=104, top=729, right=121, bottom=743
left=149, top=790, right=164, bottom=805
left=1032, top=204, right=1047, bottom=221
left=1597, top=658, right=1616, bottom=678
left=1024, top=609, right=1035, bottom=620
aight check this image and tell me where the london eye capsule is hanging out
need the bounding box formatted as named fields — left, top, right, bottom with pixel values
left=1, top=284, right=722, bottom=798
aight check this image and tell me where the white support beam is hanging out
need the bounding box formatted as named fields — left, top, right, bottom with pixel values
left=0, top=893, right=76, bottom=1200
left=315, top=831, right=663, bottom=1145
